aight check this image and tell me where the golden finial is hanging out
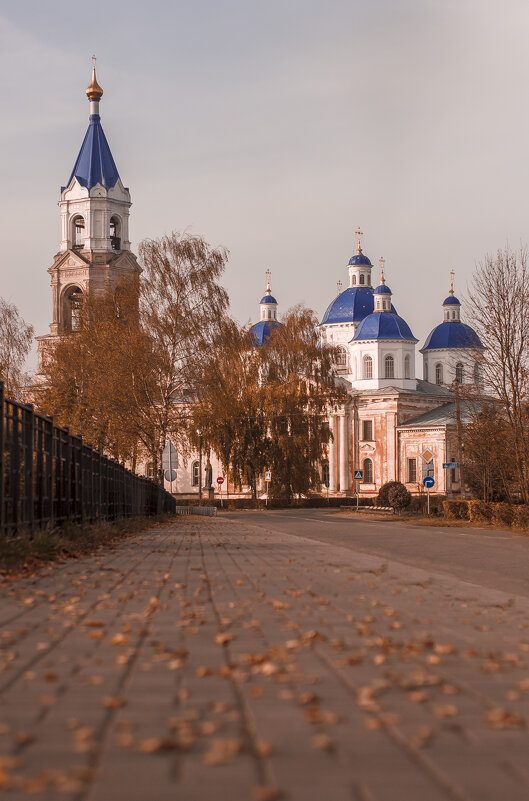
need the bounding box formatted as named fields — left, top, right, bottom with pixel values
left=265, top=268, right=271, bottom=293
left=355, top=227, right=363, bottom=254
left=449, top=269, right=455, bottom=295
left=86, top=55, right=104, bottom=100
left=379, top=256, right=385, bottom=284
left=337, top=280, right=342, bottom=295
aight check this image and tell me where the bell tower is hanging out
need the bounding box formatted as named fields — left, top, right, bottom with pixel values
left=37, top=61, right=140, bottom=371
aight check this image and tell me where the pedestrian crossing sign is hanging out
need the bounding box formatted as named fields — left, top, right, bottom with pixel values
left=265, top=471, right=272, bottom=482
left=353, top=469, right=364, bottom=481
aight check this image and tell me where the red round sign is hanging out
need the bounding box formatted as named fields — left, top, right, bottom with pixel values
left=216, top=476, right=224, bottom=485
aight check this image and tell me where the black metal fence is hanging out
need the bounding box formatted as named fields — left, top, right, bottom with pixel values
left=0, top=383, right=176, bottom=535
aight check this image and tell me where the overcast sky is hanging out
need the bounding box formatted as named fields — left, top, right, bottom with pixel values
left=2, top=0, right=529, bottom=370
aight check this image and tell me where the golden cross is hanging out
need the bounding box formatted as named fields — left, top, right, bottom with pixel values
left=265, top=268, right=271, bottom=292
left=355, top=227, right=363, bottom=253
left=337, top=280, right=342, bottom=295
left=450, top=269, right=455, bottom=295
left=92, top=54, right=97, bottom=70
left=379, top=256, right=385, bottom=284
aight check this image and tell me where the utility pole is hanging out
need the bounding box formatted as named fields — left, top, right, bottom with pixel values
left=197, top=429, right=203, bottom=501
left=453, top=380, right=465, bottom=499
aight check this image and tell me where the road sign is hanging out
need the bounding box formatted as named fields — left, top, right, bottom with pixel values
left=164, top=469, right=177, bottom=482
left=353, top=469, right=364, bottom=481
left=216, top=476, right=224, bottom=485
left=421, top=449, right=434, bottom=463
left=423, top=476, right=435, bottom=488
left=443, top=462, right=460, bottom=469
left=265, top=471, right=272, bottom=482
left=162, top=440, right=178, bottom=470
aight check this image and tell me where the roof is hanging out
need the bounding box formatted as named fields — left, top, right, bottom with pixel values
left=65, top=114, right=120, bottom=191
left=249, top=319, right=282, bottom=346
left=398, top=401, right=472, bottom=429
left=260, top=295, right=277, bottom=304
left=443, top=295, right=460, bottom=305
left=374, top=284, right=392, bottom=295
left=320, top=286, right=374, bottom=325
left=421, top=321, right=482, bottom=351
left=348, top=253, right=372, bottom=266
left=355, top=380, right=452, bottom=398
left=353, top=311, right=417, bottom=342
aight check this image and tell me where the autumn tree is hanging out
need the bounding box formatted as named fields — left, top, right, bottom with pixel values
left=462, top=398, right=516, bottom=502
left=192, top=306, right=344, bottom=501
left=0, top=298, right=34, bottom=399
left=466, top=246, right=529, bottom=502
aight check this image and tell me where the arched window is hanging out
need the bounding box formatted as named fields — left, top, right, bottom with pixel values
left=359, top=274, right=365, bottom=285
left=192, top=462, right=199, bottom=487
left=335, top=346, right=347, bottom=367
left=455, top=362, right=464, bottom=384
left=424, top=361, right=429, bottom=381
left=474, top=361, right=482, bottom=385
left=363, top=355, right=373, bottom=379
left=268, top=310, right=272, bottom=319
left=452, top=311, right=456, bottom=320
left=321, top=460, right=329, bottom=488
left=363, top=458, right=373, bottom=484
left=110, top=216, right=121, bottom=250
left=351, top=275, right=356, bottom=285
left=384, top=354, right=394, bottom=379
left=435, top=363, right=443, bottom=385
left=63, top=286, right=83, bottom=331
left=404, top=354, right=410, bottom=379
left=72, top=216, right=84, bottom=248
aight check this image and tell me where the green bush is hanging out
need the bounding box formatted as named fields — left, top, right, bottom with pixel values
left=377, top=481, right=403, bottom=507
left=387, top=484, right=411, bottom=513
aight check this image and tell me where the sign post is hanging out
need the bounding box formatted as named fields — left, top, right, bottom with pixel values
left=423, top=476, right=435, bottom=515
left=265, top=471, right=271, bottom=507
left=162, top=440, right=178, bottom=495
left=216, top=476, right=224, bottom=508
left=353, top=469, right=364, bottom=511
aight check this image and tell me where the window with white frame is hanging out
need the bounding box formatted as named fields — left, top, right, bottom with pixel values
left=335, top=346, right=347, bottom=367
left=384, top=354, right=394, bottom=379
left=404, top=354, right=410, bottom=379
left=435, top=363, right=443, bottom=385
left=362, top=419, right=373, bottom=441
left=192, top=461, right=199, bottom=487
left=407, top=458, right=417, bottom=483
left=363, top=354, right=373, bottom=379
left=455, top=362, right=464, bottom=384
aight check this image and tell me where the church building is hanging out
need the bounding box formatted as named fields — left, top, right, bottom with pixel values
left=36, top=69, right=483, bottom=500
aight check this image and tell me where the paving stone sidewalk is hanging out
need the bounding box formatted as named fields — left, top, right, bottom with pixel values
left=1, top=517, right=529, bottom=801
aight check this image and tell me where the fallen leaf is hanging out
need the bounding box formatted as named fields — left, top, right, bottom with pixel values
left=111, top=633, right=130, bottom=646
left=255, top=740, right=274, bottom=757
left=202, top=738, right=244, bottom=765
left=252, top=786, right=282, bottom=801
left=432, top=705, right=458, bottom=718
left=486, top=708, right=525, bottom=729
left=103, top=696, right=127, bottom=709
left=214, top=633, right=234, bottom=646
left=312, top=733, right=335, bottom=751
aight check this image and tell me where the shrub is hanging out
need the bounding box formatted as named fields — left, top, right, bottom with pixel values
left=387, top=484, right=411, bottom=513
left=491, top=502, right=514, bottom=526
left=511, top=505, right=529, bottom=529
left=377, top=481, right=403, bottom=507
left=468, top=500, right=492, bottom=522
left=443, top=500, right=470, bottom=520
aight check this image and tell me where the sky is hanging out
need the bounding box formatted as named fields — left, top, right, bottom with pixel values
left=2, top=0, right=529, bottom=371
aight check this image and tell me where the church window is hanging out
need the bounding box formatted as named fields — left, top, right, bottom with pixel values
left=321, top=460, right=330, bottom=488
left=359, top=274, right=365, bottom=285
left=435, top=363, right=443, bottom=385
left=407, top=458, right=417, bottom=484
left=384, top=354, right=394, bottom=379
left=452, top=311, right=456, bottom=320
left=455, top=362, right=464, bottom=384
left=335, top=346, right=347, bottom=367
left=424, top=361, right=429, bottom=381
left=474, top=361, right=482, bottom=385
left=352, top=275, right=356, bottom=285
left=268, top=310, right=272, bottom=320
left=362, top=420, right=373, bottom=441
left=362, top=458, right=373, bottom=484
left=64, top=286, right=83, bottom=331
left=192, top=462, right=200, bottom=487
left=404, top=354, right=411, bottom=379
left=110, top=216, right=121, bottom=250
left=363, top=355, right=373, bottom=379
left=72, top=216, right=84, bottom=248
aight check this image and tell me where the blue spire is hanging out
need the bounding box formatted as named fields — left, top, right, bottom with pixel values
left=64, top=65, right=120, bottom=191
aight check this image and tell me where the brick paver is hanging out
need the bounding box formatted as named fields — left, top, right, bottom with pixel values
left=1, top=517, right=529, bottom=800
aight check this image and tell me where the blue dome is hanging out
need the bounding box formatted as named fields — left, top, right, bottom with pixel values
left=65, top=114, right=120, bottom=191
left=249, top=319, right=282, bottom=347
left=348, top=253, right=372, bottom=266
left=353, top=311, right=417, bottom=342
left=320, top=287, right=374, bottom=325
left=443, top=295, right=461, bottom=305
left=374, top=284, right=392, bottom=295
left=421, top=321, right=482, bottom=351
left=260, top=295, right=277, bottom=304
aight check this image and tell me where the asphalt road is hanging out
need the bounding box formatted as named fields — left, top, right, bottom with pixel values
left=221, top=509, right=529, bottom=599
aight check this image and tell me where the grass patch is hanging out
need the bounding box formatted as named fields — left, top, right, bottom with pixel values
left=0, top=515, right=175, bottom=575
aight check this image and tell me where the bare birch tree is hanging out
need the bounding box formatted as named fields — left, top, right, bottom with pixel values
left=466, top=246, right=529, bottom=501
left=0, top=299, right=34, bottom=399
